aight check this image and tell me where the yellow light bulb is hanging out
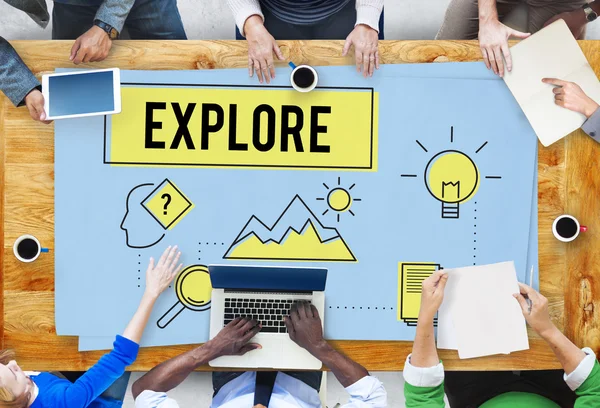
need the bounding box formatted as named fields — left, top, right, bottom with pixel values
left=424, top=150, right=479, bottom=218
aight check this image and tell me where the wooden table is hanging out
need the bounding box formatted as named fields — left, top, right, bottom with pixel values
left=1, top=40, right=599, bottom=371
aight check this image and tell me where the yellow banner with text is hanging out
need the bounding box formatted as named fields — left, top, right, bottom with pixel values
left=106, top=86, right=378, bottom=170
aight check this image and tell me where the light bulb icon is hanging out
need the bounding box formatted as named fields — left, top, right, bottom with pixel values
left=424, top=150, right=479, bottom=219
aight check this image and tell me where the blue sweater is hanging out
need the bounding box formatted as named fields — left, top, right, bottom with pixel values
left=30, top=336, right=139, bottom=408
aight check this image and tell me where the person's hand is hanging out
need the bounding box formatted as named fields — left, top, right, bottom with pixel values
left=342, top=24, right=380, bottom=78
left=70, top=25, right=113, bottom=64
left=542, top=78, right=599, bottom=117
left=544, top=9, right=587, bottom=39
left=144, top=246, right=182, bottom=298
left=244, top=15, right=285, bottom=84
left=205, top=317, right=262, bottom=358
left=284, top=301, right=327, bottom=356
left=513, top=283, right=555, bottom=337
left=24, top=89, right=51, bottom=124
left=418, top=270, right=448, bottom=320
left=479, top=18, right=530, bottom=77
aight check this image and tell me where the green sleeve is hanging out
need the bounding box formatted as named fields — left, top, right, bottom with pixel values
left=575, top=360, right=600, bottom=407
left=404, top=381, right=446, bottom=408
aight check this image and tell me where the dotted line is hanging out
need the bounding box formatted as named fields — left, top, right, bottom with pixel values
left=138, top=253, right=141, bottom=288
left=473, top=201, right=477, bottom=265
left=198, top=241, right=225, bottom=261
left=328, top=306, right=394, bottom=311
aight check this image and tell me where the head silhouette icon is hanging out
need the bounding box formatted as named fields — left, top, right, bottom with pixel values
left=121, top=183, right=166, bottom=249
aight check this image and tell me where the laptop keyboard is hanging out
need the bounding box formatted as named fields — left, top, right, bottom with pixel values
left=223, top=298, right=311, bottom=333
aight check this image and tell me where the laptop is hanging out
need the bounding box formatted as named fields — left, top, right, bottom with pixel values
left=208, top=264, right=327, bottom=369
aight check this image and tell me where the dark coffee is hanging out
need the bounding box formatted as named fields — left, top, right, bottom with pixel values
left=556, top=217, right=578, bottom=238
left=293, top=67, right=315, bottom=89
left=17, top=238, right=39, bottom=260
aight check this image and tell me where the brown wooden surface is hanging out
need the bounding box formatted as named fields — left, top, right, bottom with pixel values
left=1, top=40, right=599, bottom=371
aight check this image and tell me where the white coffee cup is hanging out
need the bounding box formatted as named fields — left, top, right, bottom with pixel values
left=552, top=215, right=587, bottom=242
left=290, top=65, right=318, bottom=92
left=13, top=235, right=47, bottom=263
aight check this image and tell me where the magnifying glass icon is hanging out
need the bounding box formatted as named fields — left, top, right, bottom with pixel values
left=157, top=264, right=212, bottom=329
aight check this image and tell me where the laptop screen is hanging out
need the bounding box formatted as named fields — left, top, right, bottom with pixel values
left=209, top=265, right=327, bottom=292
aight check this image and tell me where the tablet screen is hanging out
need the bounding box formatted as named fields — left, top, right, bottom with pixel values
left=48, top=71, right=115, bottom=117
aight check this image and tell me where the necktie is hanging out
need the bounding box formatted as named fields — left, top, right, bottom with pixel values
left=254, top=371, right=278, bottom=407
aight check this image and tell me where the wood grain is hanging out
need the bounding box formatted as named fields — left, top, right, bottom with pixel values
left=1, top=40, right=598, bottom=371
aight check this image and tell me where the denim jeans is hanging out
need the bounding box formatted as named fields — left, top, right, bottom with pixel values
left=236, top=1, right=384, bottom=40
left=212, top=371, right=323, bottom=397
left=52, top=0, right=187, bottom=40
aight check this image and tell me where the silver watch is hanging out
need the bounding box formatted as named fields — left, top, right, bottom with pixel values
left=583, top=3, right=598, bottom=22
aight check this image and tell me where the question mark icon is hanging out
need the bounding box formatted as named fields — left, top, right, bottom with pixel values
left=161, top=193, right=172, bottom=215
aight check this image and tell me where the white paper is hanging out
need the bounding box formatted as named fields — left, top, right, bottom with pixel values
left=437, top=262, right=529, bottom=359
left=503, top=19, right=600, bottom=147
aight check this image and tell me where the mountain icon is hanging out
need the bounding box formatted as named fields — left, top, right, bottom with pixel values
left=223, top=195, right=356, bottom=262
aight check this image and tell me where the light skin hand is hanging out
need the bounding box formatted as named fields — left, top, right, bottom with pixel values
left=284, top=301, right=328, bottom=356
left=543, top=9, right=587, bottom=39
left=513, top=282, right=555, bottom=337
left=24, top=89, right=51, bottom=124
left=70, top=25, right=113, bottom=65
left=144, top=245, right=182, bottom=299
left=342, top=24, right=380, bottom=78
left=418, top=270, right=448, bottom=320
left=205, top=317, right=262, bottom=358
left=479, top=18, right=530, bottom=77
left=244, top=15, right=285, bottom=84
left=542, top=78, right=600, bottom=118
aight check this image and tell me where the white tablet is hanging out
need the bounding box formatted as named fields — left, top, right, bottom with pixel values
left=42, top=68, right=121, bottom=120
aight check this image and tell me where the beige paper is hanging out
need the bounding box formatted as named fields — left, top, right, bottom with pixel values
left=503, top=19, right=600, bottom=146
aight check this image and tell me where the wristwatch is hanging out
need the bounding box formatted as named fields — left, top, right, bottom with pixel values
left=94, top=19, right=119, bottom=40
left=583, top=3, right=598, bottom=22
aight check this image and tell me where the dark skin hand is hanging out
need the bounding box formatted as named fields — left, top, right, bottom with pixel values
left=132, top=317, right=261, bottom=399
left=285, top=301, right=327, bottom=355
left=285, top=301, right=369, bottom=387
left=208, top=317, right=262, bottom=357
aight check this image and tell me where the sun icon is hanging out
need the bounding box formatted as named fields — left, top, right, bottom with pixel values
left=317, top=177, right=362, bottom=222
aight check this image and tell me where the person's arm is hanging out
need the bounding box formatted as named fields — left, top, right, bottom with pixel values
left=402, top=271, right=447, bottom=408
left=543, top=2, right=600, bottom=39
left=342, top=0, right=384, bottom=78
left=69, top=0, right=135, bottom=64
left=226, top=0, right=284, bottom=84
left=132, top=317, right=261, bottom=399
left=514, top=283, right=586, bottom=373
left=285, top=302, right=387, bottom=407
left=95, top=0, right=136, bottom=35
left=0, top=37, right=50, bottom=123
left=355, top=0, right=384, bottom=32
left=58, top=246, right=182, bottom=407
left=226, top=0, right=263, bottom=37
left=541, top=78, right=600, bottom=138
left=477, top=0, right=530, bottom=77
left=513, top=283, right=600, bottom=405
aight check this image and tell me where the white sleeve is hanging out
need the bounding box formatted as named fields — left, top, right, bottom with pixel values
left=402, top=354, right=445, bottom=387
left=226, top=0, right=263, bottom=37
left=135, top=390, right=180, bottom=408
left=355, top=0, right=384, bottom=32
left=564, top=347, right=597, bottom=391
left=342, top=375, right=387, bottom=407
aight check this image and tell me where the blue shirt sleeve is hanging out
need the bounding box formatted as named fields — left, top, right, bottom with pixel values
left=62, top=335, right=139, bottom=407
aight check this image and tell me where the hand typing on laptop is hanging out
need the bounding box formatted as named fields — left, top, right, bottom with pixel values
left=132, top=301, right=388, bottom=407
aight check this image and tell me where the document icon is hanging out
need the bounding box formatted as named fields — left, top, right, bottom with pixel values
left=398, top=262, right=442, bottom=326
